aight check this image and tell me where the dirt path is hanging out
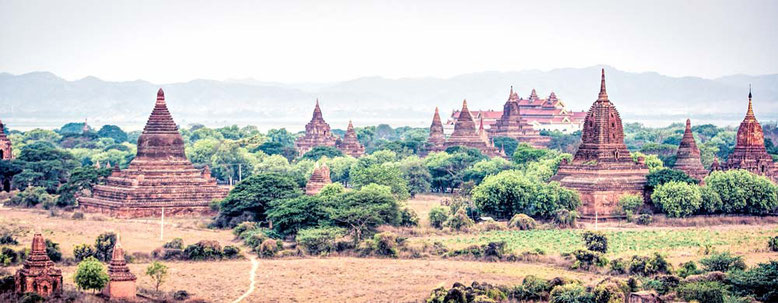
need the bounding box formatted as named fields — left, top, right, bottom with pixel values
left=232, top=256, right=259, bottom=303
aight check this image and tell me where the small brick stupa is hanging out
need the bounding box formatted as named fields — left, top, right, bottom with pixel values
left=551, top=69, right=648, bottom=218
left=724, top=89, right=777, bottom=181
left=673, top=119, right=708, bottom=181
left=15, top=234, right=63, bottom=297
left=79, top=89, right=229, bottom=218
left=305, top=162, right=332, bottom=195
left=424, top=107, right=446, bottom=155
left=488, top=87, right=550, bottom=148
left=0, top=118, right=12, bottom=160
left=444, top=100, right=501, bottom=157
left=103, top=238, right=136, bottom=299
left=295, top=100, right=338, bottom=155
left=337, top=121, right=365, bottom=157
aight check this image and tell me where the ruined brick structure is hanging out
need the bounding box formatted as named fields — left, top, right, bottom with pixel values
left=104, top=238, right=137, bottom=300
left=295, top=100, right=338, bottom=155
left=443, top=100, right=502, bottom=157
left=305, top=162, right=332, bottom=195
left=0, top=118, right=12, bottom=160
left=487, top=87, right=551, bottom=148
left=723, top=90, right=777, bottom=182
left=673, top=119, right=708, bottom=181
left=15, top=234, right=63, bottom=297
left=423, top=107, right=447, bottom=155
left=79, top=89, right=229, bottom=218
left=337, top=120, right=365, bottom=157
left=551, top=69, right=648, bottom=219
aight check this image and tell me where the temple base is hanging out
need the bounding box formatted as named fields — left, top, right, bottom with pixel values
left=80, top=200, right=215, bottom=218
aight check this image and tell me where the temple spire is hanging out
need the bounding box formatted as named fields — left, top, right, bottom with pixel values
left=156, top=88, right=165, bottom=104
left=462, top=99, right=469, bottom=112
left=598, top=68, right=608, bottom=101
left=746, top=86, right=754, bottom=118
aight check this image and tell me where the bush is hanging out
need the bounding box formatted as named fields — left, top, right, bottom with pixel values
left=257, top=239, right=280, bottom=258
left=45, top=239, right=62, bottom=262
left=629, top=253, right=670, bottom=276
left=0, top=233, right=17, bottom=245
left=399, top=207, right=419, bottom=227
left=163, top=238, right=184, bottom=250
left=609, top=258, right=627, bottom=275
left=426, top=281, right=506, bottom=303
left=593, top=279, right=627, bottom=303
left=513, top=275, right=552, bottom=301
left=173, top=290, right=190, bottom=301
left=727, top=261, right=778, bottom=302
left=184, top=240, right=223, bottom=260
left=644, top=275, right=680, bottom=295
left=651, top=181, right=702, bottom=218
left=74, top=256, right=108, bottom=293
left=705, top=170, right=778, bottom=215
left=549, top=283, right=594, bottom=303
left=678, top=261, right=702, bottom=278
left=700, top=186, right=723, bottom=214
left=296, top=227, right=346, bottom=256
left=94, top=232, right=116, bottom=262
left=618, top=194, right=643, bottom=217
left=7, top=187, right=55, bottom=208
left=768, top=236, right=778, bottom=252
left=553, top=209, right=578, bottom=228
left=570, top=249, right=608, bottom=270
left=73, top=244, right=95, bottom=262
left=232, top=222, right=258, bottom=237
left=472, top=171, right=581, bottom=219
left=508, top=214, right=536, bottom=230
left=677, top=281, right=727, bottom=303
left=700, top=252, right=746, bottom=272
left=635, top=214, right=652, bottom=225
left=445, top=208, right=474, bottom=231
left=223, top=245, right=241, bottom=259
left=71, top=212, right=85, bottom=220
left=582, top=231, right=608, bottom=253
left=428, top=206, right=449, bottom=229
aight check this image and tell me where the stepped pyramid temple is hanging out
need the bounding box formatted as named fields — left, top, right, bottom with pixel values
left=448, top=89, right=587, bottom=135
left=104, top=237, right=137, bottom=300
left=444, top=100, right=501, bottom=157
left=295, top=100, right=338, bottom=155
left=673, top=119, right=708, bottom=181
left=488, top=86, right=551, bottom=148
left=723, top=90, right=777, bottom=181
left=0, top=118, right=12, bottom=160
left=306, top=162, right=332, bottom=195
left=551, top=69, right=649, bottom=218
left=337, top=121, right=365, bottom=157
left=79, top=89, right=229, bottom=218
left=15, top=234, right=63, bottom=297
left=424, top=107, right=446, bottom=154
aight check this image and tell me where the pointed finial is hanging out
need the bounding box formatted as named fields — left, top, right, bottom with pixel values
left=598, top=68, right=608, bottom=101
left=749, top=84, right=752, bottom=100
left=156, top=88, right=165, bottom=104
left=509, top=86, right=514, bottom=96
left=463, top=99, right=468, bottom=109
left=746, top=86, right=755, bottom=118
left=686, top=118, right=691, bottom=130
left=434, top=106, right=439, bottom=114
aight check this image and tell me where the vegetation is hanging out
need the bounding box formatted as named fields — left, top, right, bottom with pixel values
left=145, top=261, right=169, bottom=292
left=73, top=256, right=108, bottom=293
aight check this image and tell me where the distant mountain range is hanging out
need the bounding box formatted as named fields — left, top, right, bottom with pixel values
left=1, top=65, right=776, bottom=131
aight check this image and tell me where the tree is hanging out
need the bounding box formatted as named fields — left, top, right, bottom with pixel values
left=266, top=195, right=330, bottom=236
left=400, top=157, right=432, bottom=197
left=728, top=261, right=778, bottom=302
left=0, top=160, right=22, bottom=192
left=472, top=170, right=580, bottom=219
left=13, top=142, right=79, bottom=193
left=215, top=173, right=302, bottom=227
left=631, top=152, right=664, bottom=172
left=351, top=162, right=410, bottom=200
left=97, top=125, right=128, bottom=143
left=651, top=181, right=702, bottom=218
left=145, top=261, right=169, bottom=292
left=705, top=170, right=778, bottom=214
left=428, top=206, right=449, bottom=229
left=463, top=157, right=515, bottom=184
left=73, top=244, right=96, bottom=262
left=512, top=143, right=550, bottom=165
left=94, top=232, right=117, bottom=262
left=74, top=256, right=108, bottom=293
left=58, top=122, right=89, bottom=135
left=210, top=141, right=257, bottom=183
left=45, top=239, right=62, bottom=262
left=582, top=231, right=608, bottom=253
left=302, top=146, right=343, bottom=161
left=646, top=168, right=698, bottom=191
left=492, top=137, right=519, bottom=157
left=328, top=184, right=401, bottom=243
left=56, top=166, right=111, bottom=207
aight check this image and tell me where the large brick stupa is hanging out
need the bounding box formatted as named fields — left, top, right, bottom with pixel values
left=723, top=90, right=777, bottom=182
left=79, top=89, right=228, bottom=218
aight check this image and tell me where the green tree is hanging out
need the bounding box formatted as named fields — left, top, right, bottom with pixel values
left=56, top=166, right=112, bottom=207
left=215, top=173, right=302, bottom=227
left=13, top=142, right=79, bottom=193
left=94, top=232, right=116, bottom=262
left=400, top=157, right=432, bottom=197
left=0, top=160, right=23, bottom=192
left=428, top=206, right=449, bottom=229
left=646, top=168, right=698, bottom=191
left=328, top=184, right=401, bottom=243
left=96, top=125, right=128, bottom=143
left=651, top=181, right=702, bottom=218
left=74, top=256, right=108, bottom=293
left=513, top=143, right=551, bottom=165
left=302, top=146, right=343, bottom=161
left=705, top=170, right=778, bottom=214
left=210, top=141, right=257, bottom=183
left=492, top=136, right=519, bottom=157
left=266, top=195, right=330, bottom=236
left=472, top=170, right=580, bottom=219
left=59, top=122, right=89, bottom=135
left=145, top=261, right=169, bottom=292
left=463, top=157, right=515, bottom=184
left=350, top=162, right=410, bottom=200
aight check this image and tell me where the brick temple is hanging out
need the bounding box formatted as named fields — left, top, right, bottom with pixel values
left=15, top=234, right=63, bottom=297
left=305, top=162, right=332, bottom=195
left=295, top=100, right=338, bottom=155
left=423, top=107, right=446, bottom=154
left=0, top=118, right=12, bottom=160
left=104, top=238, right=137, bottom=300
left=673, top=119, right=708, bottom=181
left=79, top=89, right=229, bottom=218
left=443, top=100, right=502, bottom=157
left=487, top=87, right=551, bottom=148
left=337, top=120, right=365, bottom=157
left=551, top=69, right=649, bottom=219
left=723, top=90, right=777, bottom=181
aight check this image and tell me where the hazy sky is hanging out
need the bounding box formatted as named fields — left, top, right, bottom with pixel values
left=1, top=0, right=777, bottom=83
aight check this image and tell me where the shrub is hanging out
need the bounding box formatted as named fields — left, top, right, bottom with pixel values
left=163, top=238, right=184, bottom=250
left=0, top=233, right=17, bottom=245
left=371, top=232, right=400, bottom=257
left=8, top=187, right=55, bottom=208
left=677, top=281, right=727, bottom=303
left=553, top=209, right=578, bottom=228
left=73, top=244, right=95, bottom=262
left=571, top=249, right=608, bottom=270
left=651, top=181, right=702, bottom=218
left=257, top=239, right=280, bottom=258
left=705, top=170, right=778, bottom=215
left=508, top=214, right=536, bottom=230
left=184, top=240, right=223, bottom=260
left=699, top=186, right=723, bottom=214
left=549, top=283, right=594, bottom=303
left=74, top=256, right=108, bottom=293
left=232, top=222, right=258, bottom=237
left=71, top=212, right=85, bottom=220
left=173, top=290, right=190, bottom=301
left=609, top=258, right=627, bottom=275
left=45, top=239, right=62, bottom=262
left=296, top=227, right=346, bottom=255
left=0, top=247, right=23, bottom=266
left=593, top=279, right=627, bottom=303
left=700, top=252, right=746, bottom=272
left=727, top=260, right=778, bottom=302
left=94, top=232, right=117, bottom=262
left=145, top=261, right=168, bottom=292
left=629, top=253, right=670, bottom=276
left=644, top=275, right=680, bottom=295
left=618, top=194, right=643, bottom=217
left=768, top=236, right=778, bottom=252
left=428, top=206, right=449, bottom=229
left=223, top=245, right=241, bottom=259
left=426, top=281, right=507, bottom=303
left=399, top=207, right=419, bottom=227
left=472, top=171, right=581, bottom=219
left=635, top=214, right=652, bottom=225
left=445, top=208, right=474, bottom=231
left=678, top=261, right=702, bottom=278
left=582, top=231, right=608, bottom=253
left=513, top=275, right=552, bottom=301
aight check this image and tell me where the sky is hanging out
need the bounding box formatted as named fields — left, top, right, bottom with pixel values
left=1, top=0, right=777, bottom=83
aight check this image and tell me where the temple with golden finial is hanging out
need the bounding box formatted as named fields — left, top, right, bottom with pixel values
left=551, top=69, right=649, bottom=219
left=295, top=99, right=338, bottom=155
left=79, top=89, right=229, bottom=218
left=443, top=99, right=502, bottom=157
left=722, top=88, right=777, bottom=181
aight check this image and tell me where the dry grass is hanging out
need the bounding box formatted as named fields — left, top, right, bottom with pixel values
left=406, top=194, right=447, bottom=227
